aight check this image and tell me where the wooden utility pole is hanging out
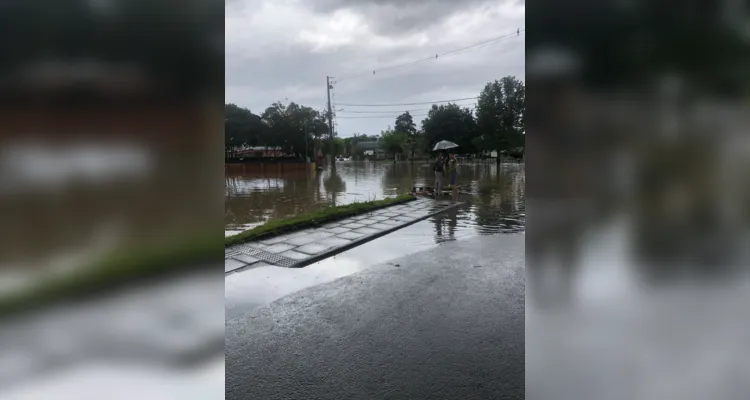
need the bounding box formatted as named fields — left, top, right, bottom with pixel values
left=326, top=76, right=335, bottom=167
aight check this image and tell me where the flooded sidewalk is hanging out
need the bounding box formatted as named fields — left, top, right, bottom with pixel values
left=225, top=198, right=462, bottom=273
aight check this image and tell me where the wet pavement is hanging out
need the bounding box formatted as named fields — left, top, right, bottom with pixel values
left=226, top=234, right=525, bottom=400
left=225, top=198, right=461, bottom=272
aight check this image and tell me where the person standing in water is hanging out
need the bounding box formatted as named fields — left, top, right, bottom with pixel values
left=447, top=153, right=458, bottom=199
left=433, top=154, right=444, bottom=196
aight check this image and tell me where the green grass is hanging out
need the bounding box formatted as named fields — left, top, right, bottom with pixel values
left=225, top=194, right=417, bottom=247
left=0, top=230, right=221, bottom=318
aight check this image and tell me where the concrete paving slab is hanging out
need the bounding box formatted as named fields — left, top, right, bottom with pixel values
left=263, top=243, right=295, bottom=253
left=353, top=227, right=380, bottom=235
left=285, top=236, right=318, bottom=246
left=279, top=250, right=310, bottom=260
left=341, top=222, right=365, bottom=230
left=233, top=254, right=259, bottom=265
left=337, top=231, right=366, bottom=240
left=294, top=243, right=332, bottom=255
left=225, top=258, right=248, bottom=273
left=259, top=235, right=290, bottom=245
left=306, top=231, right=335, bottom=240
left=325, top=227, right=351, bottom=234
left=317, top=237, right=353, bottom=248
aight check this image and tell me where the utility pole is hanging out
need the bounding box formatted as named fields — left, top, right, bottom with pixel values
left=326, top=76, right=335, bottom=167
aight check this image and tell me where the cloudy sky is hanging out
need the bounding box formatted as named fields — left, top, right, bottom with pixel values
left=226, top=0, right=525, bottom=138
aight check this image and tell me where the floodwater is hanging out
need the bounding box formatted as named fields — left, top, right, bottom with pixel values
left=225, top=160, right=525, bottom=238
left=225, top=160, right=525, bottom=318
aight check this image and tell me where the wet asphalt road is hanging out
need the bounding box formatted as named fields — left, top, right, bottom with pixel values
left=226, top=234, right=525, bottom=400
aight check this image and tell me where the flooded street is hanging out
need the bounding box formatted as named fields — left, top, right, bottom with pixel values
left=225, top=160, right=525, bottom=237
left=225, top=160, right=525, bottom=318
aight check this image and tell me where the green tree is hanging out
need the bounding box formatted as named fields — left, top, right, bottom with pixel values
left=394, top=112, right=418, bottom=160
left=332, top=137, right=345, bottom=156
left=380, top=127, right=408, bottom=161
left=476, top=76, right=525, bottom=164
left=421, top=103, right=478, bottom=154
left=224, top=103, right=264, bottom=155
left=258, top=101, right=329, bottom=159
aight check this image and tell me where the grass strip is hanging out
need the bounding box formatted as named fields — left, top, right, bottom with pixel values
left=225, top=194, right=417, bottom=247
left=0, top=230, right=222, bottom=318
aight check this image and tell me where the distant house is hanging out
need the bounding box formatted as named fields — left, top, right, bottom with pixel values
left=355, top=141, right=385, bottom=159
left=232, top=146, right=286, bottom=158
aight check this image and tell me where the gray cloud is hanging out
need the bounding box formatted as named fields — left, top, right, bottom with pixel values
left=226, top=0, right=525, bottom=136
left=308, top=0, right=493, bottom=35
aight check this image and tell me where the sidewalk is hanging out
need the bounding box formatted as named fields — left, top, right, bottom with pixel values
left=225, top=198, right=461, bottom=273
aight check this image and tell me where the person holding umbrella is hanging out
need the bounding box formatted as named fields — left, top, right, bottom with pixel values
left=447, top=153, right=458, bottom=199
left=433, top=153, right=445, bottom=196
left=431, top=140, right=459, bottom=197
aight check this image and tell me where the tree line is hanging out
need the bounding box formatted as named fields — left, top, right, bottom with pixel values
left=225, top=101, right=330, bottom=159
left=225, top=75, right=524, bottom=162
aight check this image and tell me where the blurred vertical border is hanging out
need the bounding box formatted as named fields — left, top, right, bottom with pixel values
left=0, top=1, right=225, bottom=398
left=526, top=1, right=750, bottom=399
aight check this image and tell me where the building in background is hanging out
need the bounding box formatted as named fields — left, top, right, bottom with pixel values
left=355, top=141, right=385, bottom=160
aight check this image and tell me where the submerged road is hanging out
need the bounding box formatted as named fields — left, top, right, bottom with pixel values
left=226, top=234, right=525, bottom=400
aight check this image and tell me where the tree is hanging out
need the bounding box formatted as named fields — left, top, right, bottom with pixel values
left=421, top=103, right=478, bottom=154
left=380, top=127, right=408, bottom=161
left=224, top=103, right=264, bottom=155
left=257, top=101, right=329, bottom=159
left=476, top=76, right=525, bottom=164
left=394, top=112, right=418, bottom=160
left=332, top=137, right=345, bottom=156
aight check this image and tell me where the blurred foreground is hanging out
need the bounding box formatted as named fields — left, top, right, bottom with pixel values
left=527, top=1, right=750, bottom=399
left=0, top=1, right=224, bottom=398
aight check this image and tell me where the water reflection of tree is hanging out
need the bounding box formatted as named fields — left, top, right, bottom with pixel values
left=381, top=161, right=424, bottom=194
left=225, top=168, right=321, bottom=226
left=472, top=171, right=526, bottom=234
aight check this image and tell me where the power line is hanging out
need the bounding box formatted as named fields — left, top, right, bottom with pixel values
left=338, top=107, right=474, bottom=114
left=336, top=113, right=431, bottom=119
left=333, top=28, right=524, bottom=82
left=336, top=107, right=475, bottom=119
left=339, top=109, right=431, bottom=114
left=336, top=96, right=478, bottom=107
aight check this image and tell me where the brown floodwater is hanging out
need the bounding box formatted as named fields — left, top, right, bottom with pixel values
left=225, top=160, right=525, bottom=239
